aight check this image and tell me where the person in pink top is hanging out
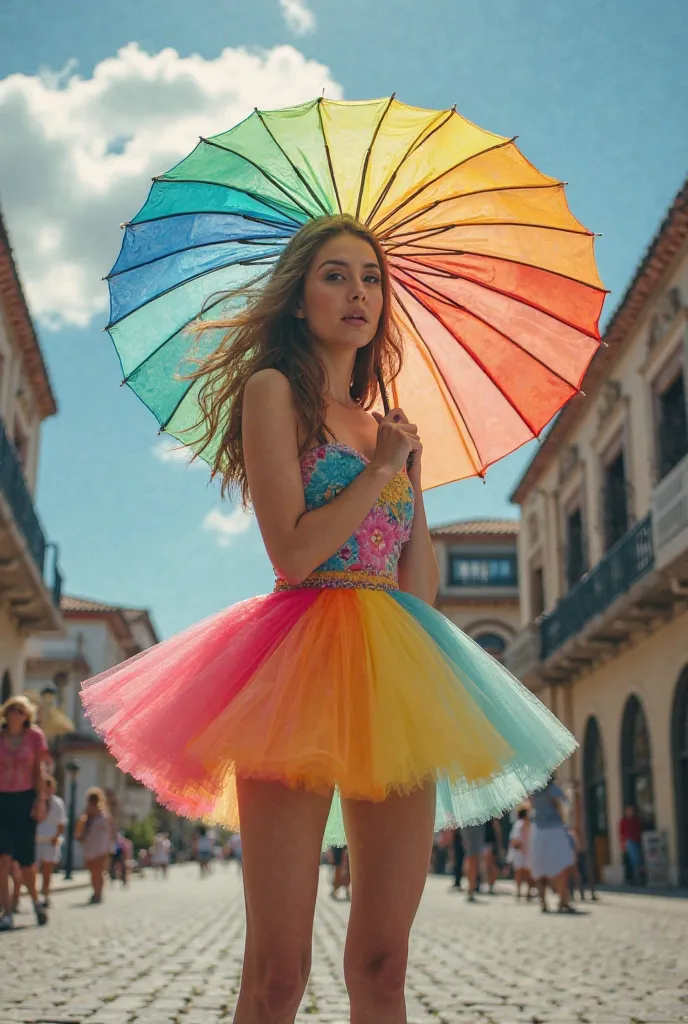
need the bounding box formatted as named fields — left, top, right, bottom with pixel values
left=0, top=695, right=49, bottom=930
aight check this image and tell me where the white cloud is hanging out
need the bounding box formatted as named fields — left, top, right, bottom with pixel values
left=152, top=437, right=206, bottom=470
left=279, top=0, right=316, bottom=35
left=203, top=506, right=253, bottom=546
left=0, top=43, right=341, bottom=329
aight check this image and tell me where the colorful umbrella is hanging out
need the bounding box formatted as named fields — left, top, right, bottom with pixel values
left=107, top=96, right=606, bottom=490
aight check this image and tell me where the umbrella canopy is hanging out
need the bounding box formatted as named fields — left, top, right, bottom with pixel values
left=107, top=96, right=606, bottom=490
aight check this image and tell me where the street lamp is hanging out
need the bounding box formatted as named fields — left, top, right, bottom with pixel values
left=63, top=758, right=80, bottom=880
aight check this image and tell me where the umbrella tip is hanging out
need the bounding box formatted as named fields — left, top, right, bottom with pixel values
left=579, top=391, right=587, bottom=398
left=120, top=379, right=126, bottom=387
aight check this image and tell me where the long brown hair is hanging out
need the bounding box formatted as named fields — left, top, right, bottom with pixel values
left=183, top=214, right=403, bottom=504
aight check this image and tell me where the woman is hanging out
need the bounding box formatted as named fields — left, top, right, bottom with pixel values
left=75, top=788, right=112, bottom=904
left=0, top=695, right=49, bottom=930
left=82, top=214, right=576, bottom=1022
left=35, top=774, right=66, bottom=908
left=528, top=778, right=577, bottom=913
left=506, top=807, right=532, bottom=900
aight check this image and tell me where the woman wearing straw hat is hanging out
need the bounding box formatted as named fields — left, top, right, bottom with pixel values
left=0, top=694, right=49, bottom=929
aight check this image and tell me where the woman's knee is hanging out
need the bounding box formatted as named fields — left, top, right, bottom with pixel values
left=345, top=945, right=408, bottom=1002
left=252, top=949, right=311, bottom=1017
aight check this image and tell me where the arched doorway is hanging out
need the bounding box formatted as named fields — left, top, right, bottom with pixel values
left=621, top=695, right=656, bottom=829
left=1, top=670, right=11, bottom=704
left=671, top=667, right=688, bottom=886
left=583, top=716, right=609, bottom=882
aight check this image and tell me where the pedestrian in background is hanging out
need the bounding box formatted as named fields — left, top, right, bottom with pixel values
left=151, top=831, right=171, bottom=878
left=528, top=778, right=576, bottom=913
left=35, top=774, right=66, bottom=908
left=460, top=823, right=485, bottom=903
left=0, top=695, right=49, bottom=930
left=506, top=807, right=531, bottom=900
left=482, top=818, right=502, bottom=894
left=75, top=787, right=113, bottom=904
left=449, top=827, right=464, bottom=892
left=194, top=826, right=213, bottom=877
left=619, top=805, right=645, bottom=886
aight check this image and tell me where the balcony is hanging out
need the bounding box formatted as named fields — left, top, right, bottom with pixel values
left=505, top=512, right=684, bottom=686
left=652, top=451, right=688, bottom=576
left=541, top=515, right=655, bottom=660
left=0, top=417, right=63, bottom=633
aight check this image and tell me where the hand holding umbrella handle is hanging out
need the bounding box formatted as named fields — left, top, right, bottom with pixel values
left=376, top=367, right=415, bottom=472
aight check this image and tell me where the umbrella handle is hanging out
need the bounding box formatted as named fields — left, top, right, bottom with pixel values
left=375, top=366, right=414, bottom=473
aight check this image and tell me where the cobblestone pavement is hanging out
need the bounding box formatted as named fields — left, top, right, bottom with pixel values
left=2, top=864, right=688, bottom=1023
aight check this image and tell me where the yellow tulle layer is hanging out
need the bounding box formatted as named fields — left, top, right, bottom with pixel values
left=185, top=589, right=514, bottom=828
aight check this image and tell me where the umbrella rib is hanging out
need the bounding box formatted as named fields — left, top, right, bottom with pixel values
left=379, top=182, right=576, bottom=239
left=197, top=138, right=315, bottom=219
left=107, top=235, right=293, bottom=281
left=372, top=136, right=517, bottom=233
left=355, top=94, right=396, bottom=222
left=400, top=253, right=602, bottom=341
left=364, top=107, right=453, bottom=228
left=386, top=221, right=593, bottom=253
left=254, top=109, right=331, bottom=217
left=393, top=272, right=545, bottom=438
left=392, top=260, right=582, bottom=392
left=107, top=255, right=277, bottom=331
left=153, top=175, right=307, bottom=226
left=392, top=284, right=485, bottom=478
left=317, top=98, right=342, bottom=215
left=390, top=242, right=608, bottom=295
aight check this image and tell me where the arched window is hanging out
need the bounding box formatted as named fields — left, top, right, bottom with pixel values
left=473, top=633, right=507, bottom=661
left=671, top=667, right=688, bottom=886
left=620, top=695, right=655, bottom=830
left=1, top=670, right=11, bottom=705
left=583, top=716, right=609, bottom=880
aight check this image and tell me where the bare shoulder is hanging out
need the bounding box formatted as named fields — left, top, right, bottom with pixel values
left=242, top=368, right=299, bottom=457
left=243, top=367, right=293, bottom=405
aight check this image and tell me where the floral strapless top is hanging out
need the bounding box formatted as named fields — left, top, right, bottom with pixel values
left=274, top=442, right=414, bottom=592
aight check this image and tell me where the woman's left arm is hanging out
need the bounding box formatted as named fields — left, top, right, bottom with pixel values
left=397, top=458, right=440, bottom=604
left=32, top=733, right=46, bottom=821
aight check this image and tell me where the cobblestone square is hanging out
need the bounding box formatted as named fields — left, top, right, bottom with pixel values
left=2, top=865, right=687, bottom=1023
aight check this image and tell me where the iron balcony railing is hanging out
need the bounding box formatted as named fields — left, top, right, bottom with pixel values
left=0, top=417, right=62, bottom=607
left=540, top=514, right=655, bottom=660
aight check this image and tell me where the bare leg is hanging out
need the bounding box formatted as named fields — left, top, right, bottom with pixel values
left=553, top=868, right=573, bottom=910
left=0, top=855, right=11, bottom=914
left=41, top=862, right=55, bottom=900
left=233, top=778, right=332, bottom=1024
left=19, top=864, right=39, bottom=903
left=343, top=782, right=436, bottom=1024
left=464, top=855, right=479, bottom=900
left=538, top=877, right=548, bottom=911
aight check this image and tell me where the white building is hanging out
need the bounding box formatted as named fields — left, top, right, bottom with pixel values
left=25, top=596, right=161, bottom=861
left=0, top=210, right=64, bottom=701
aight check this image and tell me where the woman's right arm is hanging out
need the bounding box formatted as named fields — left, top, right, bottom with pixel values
left=242, top=369, right=412, bottom=586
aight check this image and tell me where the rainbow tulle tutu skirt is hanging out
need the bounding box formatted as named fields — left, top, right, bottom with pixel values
left=81, top=581, right=576, bottom=847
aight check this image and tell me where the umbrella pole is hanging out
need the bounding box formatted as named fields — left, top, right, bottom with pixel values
left=376, top=366, right=391, bottom=416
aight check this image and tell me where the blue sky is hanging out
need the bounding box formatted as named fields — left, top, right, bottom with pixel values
left=0, top=0, right=686, bottom=638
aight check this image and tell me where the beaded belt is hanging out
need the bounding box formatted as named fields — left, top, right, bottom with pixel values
left=274, top=568, right=399, bottom=593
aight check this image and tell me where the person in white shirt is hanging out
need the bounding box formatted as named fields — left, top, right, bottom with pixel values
left=35, top=776, right=66, bottom=908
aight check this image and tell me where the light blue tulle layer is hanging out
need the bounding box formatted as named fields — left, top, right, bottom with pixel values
left=323, top=592, right=577, bottom=849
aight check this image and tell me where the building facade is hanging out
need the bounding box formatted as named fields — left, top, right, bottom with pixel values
left=431, top=519, right=520, bottom=662
left=0, top=211, right=64, bottom=702
left=25, top=596, right=161, bottom=862
left=505, top=179, right=688, bottom=886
